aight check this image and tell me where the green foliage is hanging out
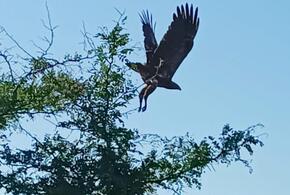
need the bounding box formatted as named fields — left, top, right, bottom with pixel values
left=0, top=13, right=264, bottom=195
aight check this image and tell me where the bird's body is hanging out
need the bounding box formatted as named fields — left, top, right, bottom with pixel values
left=126, top=3, right=200, bottom=111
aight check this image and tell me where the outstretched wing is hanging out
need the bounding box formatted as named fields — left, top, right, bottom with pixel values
left=152, top=4, right=199, bottom=79
left=139, top=11, right=158, bottom=65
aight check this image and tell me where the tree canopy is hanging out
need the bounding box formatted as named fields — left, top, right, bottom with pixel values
left=0, top=9, right=264, bottom=195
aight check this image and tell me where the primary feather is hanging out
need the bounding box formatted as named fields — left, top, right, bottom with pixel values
left=139, top=10, right=158, bottom=65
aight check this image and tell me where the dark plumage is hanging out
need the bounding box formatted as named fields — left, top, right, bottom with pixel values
left=126, top=3, right=200, bottom=112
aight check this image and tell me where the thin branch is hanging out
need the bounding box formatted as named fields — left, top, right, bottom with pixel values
left=112, top=82, right=144, bottom=106
left=0, top=26, right=34, bottom=59
left=40, top=1, right=57, bottom=57
left=81, top=22, right=96, bottom=52
left=29, top=2, right=57, bottom=57
left=18, top=123, right=43, bottom=146
left=121, top=107, right=139, bottom=117
left=0, top=51, right=15, bottom=82
left=24, top=54, right=95, bottom=78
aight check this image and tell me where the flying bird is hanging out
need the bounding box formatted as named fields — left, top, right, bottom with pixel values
left=126, top=3, right=200, bottom=112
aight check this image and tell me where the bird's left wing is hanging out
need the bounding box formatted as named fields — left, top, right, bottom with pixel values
left=139, top=11, right=158, bottom=65
left=152, top=4, right=199, bottom=79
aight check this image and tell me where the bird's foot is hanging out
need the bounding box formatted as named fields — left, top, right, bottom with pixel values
left=142, top=106, right=147, bottom=112
left=138, top=107, right=142, bottom=112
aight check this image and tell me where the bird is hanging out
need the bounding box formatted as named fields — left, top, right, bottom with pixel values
left=126, top=3, right=200, bottom=112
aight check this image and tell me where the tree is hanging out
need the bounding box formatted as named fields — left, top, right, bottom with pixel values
left=0, top=8, right=263, bottom=195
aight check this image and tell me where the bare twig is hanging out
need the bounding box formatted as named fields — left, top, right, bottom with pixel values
left=0, top=26, right=34, bottom=59
left=121, top=107, right=139, bottom=117
left=112, top=82, right=144, bottom=106
left=41, top=1, right=57, bottom=57
left=0, top=50, right=16, bottom=82
left=18, top=123, right=43, bottom=146
left=81, top=22, right=96, bottom=52
left=30, top=1, right=57, bottom=57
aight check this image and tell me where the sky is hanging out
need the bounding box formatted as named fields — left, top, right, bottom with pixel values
left=0, top=0, right=290, bottom=194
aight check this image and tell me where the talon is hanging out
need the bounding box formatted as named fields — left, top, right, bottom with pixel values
left=142, top=106, right=147, bottom=112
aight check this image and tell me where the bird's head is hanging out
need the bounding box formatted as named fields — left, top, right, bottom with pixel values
left=125, top=62, right=143, bottom=73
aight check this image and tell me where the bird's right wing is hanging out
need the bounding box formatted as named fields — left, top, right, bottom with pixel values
left=139, top=11, right=158, bottom=65
left=151, top=4, right=199, bottom=79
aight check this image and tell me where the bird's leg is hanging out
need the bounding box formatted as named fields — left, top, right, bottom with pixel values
left=155, top=58, right=164, bottom=76
left=142, top=80, right=158, bottom=112
left=146, top=59, right=164, bottom=84
left=159, top=58, right=164, bottom=68
left=138, top=86, right=147, bottom=112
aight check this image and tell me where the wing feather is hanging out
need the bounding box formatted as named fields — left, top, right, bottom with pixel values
left=152, top=4, right=199, bottom=79
left=139, top=11, right=158, bottom=65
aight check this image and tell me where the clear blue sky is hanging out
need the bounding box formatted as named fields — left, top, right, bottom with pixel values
left=0, top=0, right=289, bottom=194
